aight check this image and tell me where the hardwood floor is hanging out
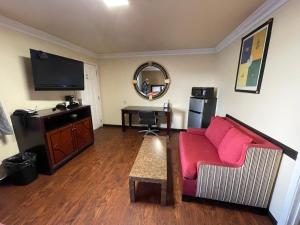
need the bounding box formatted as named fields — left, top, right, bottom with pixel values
left=0, top=127, right=273, bottom=225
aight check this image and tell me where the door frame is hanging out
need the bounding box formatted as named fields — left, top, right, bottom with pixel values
left=78, top=62, right=103, bottom=130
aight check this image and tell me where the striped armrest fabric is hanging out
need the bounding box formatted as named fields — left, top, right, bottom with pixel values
left=196, top=147, right=282, bottom=208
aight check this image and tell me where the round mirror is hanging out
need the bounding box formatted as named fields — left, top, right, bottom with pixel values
left=132, top=62, right=170, bottom=100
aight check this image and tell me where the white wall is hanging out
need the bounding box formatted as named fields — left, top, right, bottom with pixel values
left=0, top=25, right=97, bottom=162
left=215, top=0, right=300, bottom=223
left=99, top=54, right=217, bottom=129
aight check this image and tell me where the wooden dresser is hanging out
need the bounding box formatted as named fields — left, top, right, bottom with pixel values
left=11, top=105, right=94, bottom=174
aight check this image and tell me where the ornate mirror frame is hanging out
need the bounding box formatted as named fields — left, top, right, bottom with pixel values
left=132, top=61, right=170, bottom=100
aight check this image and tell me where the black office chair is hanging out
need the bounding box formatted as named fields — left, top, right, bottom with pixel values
left=138, top=111, right=159, bottom=136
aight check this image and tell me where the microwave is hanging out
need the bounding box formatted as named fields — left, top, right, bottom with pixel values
left=191, top=87, right=215, bottom=98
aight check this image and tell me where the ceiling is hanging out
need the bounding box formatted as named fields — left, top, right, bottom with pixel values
left=0, top=0, right=266, bottom=54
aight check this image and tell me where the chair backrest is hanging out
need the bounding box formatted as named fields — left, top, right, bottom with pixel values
left=138, top=111, right=156, bottom=125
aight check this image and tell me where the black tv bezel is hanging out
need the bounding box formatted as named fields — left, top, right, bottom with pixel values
left=30, top=49, right=84, bottom=91
left=34, top=84, right=84, bottom=91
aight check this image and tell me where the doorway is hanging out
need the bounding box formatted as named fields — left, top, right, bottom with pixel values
left=79, top=63, right=102, bottom=130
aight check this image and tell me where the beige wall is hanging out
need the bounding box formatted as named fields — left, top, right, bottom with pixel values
left=215, top=0, right=300, bottom=222
left=0, top=26, right=97, bottom=162
left=99, top=54, right=217, bottom=129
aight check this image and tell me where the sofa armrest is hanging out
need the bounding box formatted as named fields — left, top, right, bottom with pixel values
left=187, top=128, right=206, bottom=135
left=196, top=146, right=282, bottom=208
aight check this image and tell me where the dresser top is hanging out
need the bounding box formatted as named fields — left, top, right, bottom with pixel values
left=32, top=105, right=90, bottom=118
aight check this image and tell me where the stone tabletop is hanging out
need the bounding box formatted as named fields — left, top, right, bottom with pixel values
left=129, top=136, right=167, bottom=181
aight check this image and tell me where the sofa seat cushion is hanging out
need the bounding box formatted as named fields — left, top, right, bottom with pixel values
left=179, top=132, right=221, bottom=179
left=218, top=127, right=253, bottom=166
left=205, top=116, right=233, bottom=148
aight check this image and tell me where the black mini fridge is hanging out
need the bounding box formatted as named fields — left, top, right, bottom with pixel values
left=187, top=87, right=217, bottom=128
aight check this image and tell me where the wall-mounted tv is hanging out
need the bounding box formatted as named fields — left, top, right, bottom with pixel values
left=30, top=49, right=84, bottom=90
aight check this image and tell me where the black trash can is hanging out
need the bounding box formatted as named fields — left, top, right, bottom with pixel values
left=3, top=152, right=38, bottom=185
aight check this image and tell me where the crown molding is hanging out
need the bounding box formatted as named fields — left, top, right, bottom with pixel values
left=0, top=15, right=98, bottom=58
left=0, top=0, right=289, bottom=59
left=215, top=0, right=289, bottom=52
left=97, top=48, right=216, bottom=59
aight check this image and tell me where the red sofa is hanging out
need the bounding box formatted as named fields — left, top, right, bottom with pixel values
left=179, top=116, right=283, bottom=208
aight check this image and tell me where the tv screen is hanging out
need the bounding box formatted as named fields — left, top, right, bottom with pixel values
left=30, top=49, right=84, bottom=90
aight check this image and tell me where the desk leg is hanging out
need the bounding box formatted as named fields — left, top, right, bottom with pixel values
left=122, top=111, right=126, bottom=132
left=129, top=113, right=132, bottom=128
left=166, top=112, right=171, bottom=135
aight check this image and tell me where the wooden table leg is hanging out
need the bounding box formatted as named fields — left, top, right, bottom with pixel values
left=161, top=181, right=167, bottom=205
left=129, top=178, right=135, bottom=202
left=129, top=113, right=132, bottom=128
left=122, top=110, right=126, bottom=132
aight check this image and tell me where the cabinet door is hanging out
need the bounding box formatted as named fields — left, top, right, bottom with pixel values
left=73, top=117, right=94, bottom=151
left=46, top=125, right=76, bottom=166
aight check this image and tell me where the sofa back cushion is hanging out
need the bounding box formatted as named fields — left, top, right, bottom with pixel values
left=218, top=127, right=253, bottom=166
left=205, top=116, right=233, bottom=148
left=226, top=117, right=280, bottom=149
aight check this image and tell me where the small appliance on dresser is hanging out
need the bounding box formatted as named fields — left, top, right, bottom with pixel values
left=187, top=87, right=217, bottom=128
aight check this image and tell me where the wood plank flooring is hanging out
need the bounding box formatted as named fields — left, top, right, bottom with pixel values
left=0, top=127, right=273, bottom=225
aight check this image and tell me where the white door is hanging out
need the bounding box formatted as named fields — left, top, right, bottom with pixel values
left=80, top=63, right=102, bottom=130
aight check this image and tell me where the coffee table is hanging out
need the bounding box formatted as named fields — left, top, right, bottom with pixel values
left=129, top=136, right=167, bottom=205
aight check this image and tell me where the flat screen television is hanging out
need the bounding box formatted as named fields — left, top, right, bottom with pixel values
left=30, top=49, right=84, bottom=90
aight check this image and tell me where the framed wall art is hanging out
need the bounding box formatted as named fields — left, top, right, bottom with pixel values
left=235, top=18, right=273, bottom=93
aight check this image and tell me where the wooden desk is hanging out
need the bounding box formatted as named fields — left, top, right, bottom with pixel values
left=121, top=106, right=171, bottom=135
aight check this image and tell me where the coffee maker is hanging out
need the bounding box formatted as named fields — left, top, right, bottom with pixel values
left=65, top=95, right=75, bottom=104
left=65, top=95, right=79, bottom=109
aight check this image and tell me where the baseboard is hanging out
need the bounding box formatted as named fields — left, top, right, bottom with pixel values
left=268, top=211, right=278, bottom=225
left=103, top=124, right=186, bottom=132
left=103, top=124, right=121, bottom=128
